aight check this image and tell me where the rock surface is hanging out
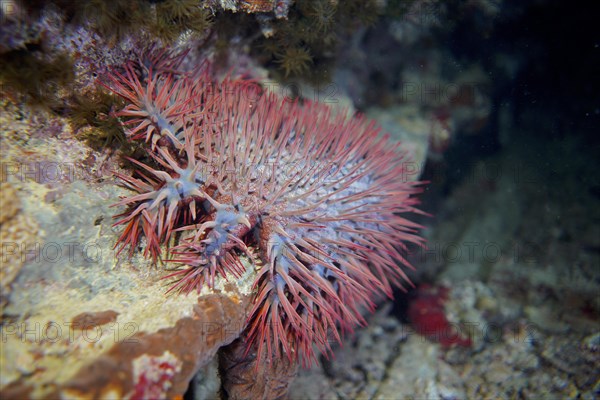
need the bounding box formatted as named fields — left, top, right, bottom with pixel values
left=0, top=101, right=255, bottom=399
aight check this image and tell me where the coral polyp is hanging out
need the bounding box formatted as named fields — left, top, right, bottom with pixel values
left=103, top=50, right=425, bottom=366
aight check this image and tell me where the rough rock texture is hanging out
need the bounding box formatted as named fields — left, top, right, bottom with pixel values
left=54, top=294, right=247, bottom=399
left=291, top=296, right=599, bottom=400
left=0, top=100, right=254, bottom=399
left=219, top=336, right=298, bottom=400
left=0, top=182, right=20, bottom=225
left=0, top=181, right=39, bottom=307
left=186, top=358, right=221, bottom=400
left=290, top=305, right=414, bottom=400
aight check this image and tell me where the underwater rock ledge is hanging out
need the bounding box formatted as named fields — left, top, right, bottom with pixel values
left=0, top=105, right=255, bottom=399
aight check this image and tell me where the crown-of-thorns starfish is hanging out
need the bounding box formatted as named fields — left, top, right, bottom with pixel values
left=103, top=49, right=426, bottom=367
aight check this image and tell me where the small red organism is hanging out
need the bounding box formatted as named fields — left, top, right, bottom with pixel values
left=408, top=284, right=472, bottom=348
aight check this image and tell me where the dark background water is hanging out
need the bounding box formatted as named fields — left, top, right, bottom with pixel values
left=432, top=0, right=599, bottom=189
